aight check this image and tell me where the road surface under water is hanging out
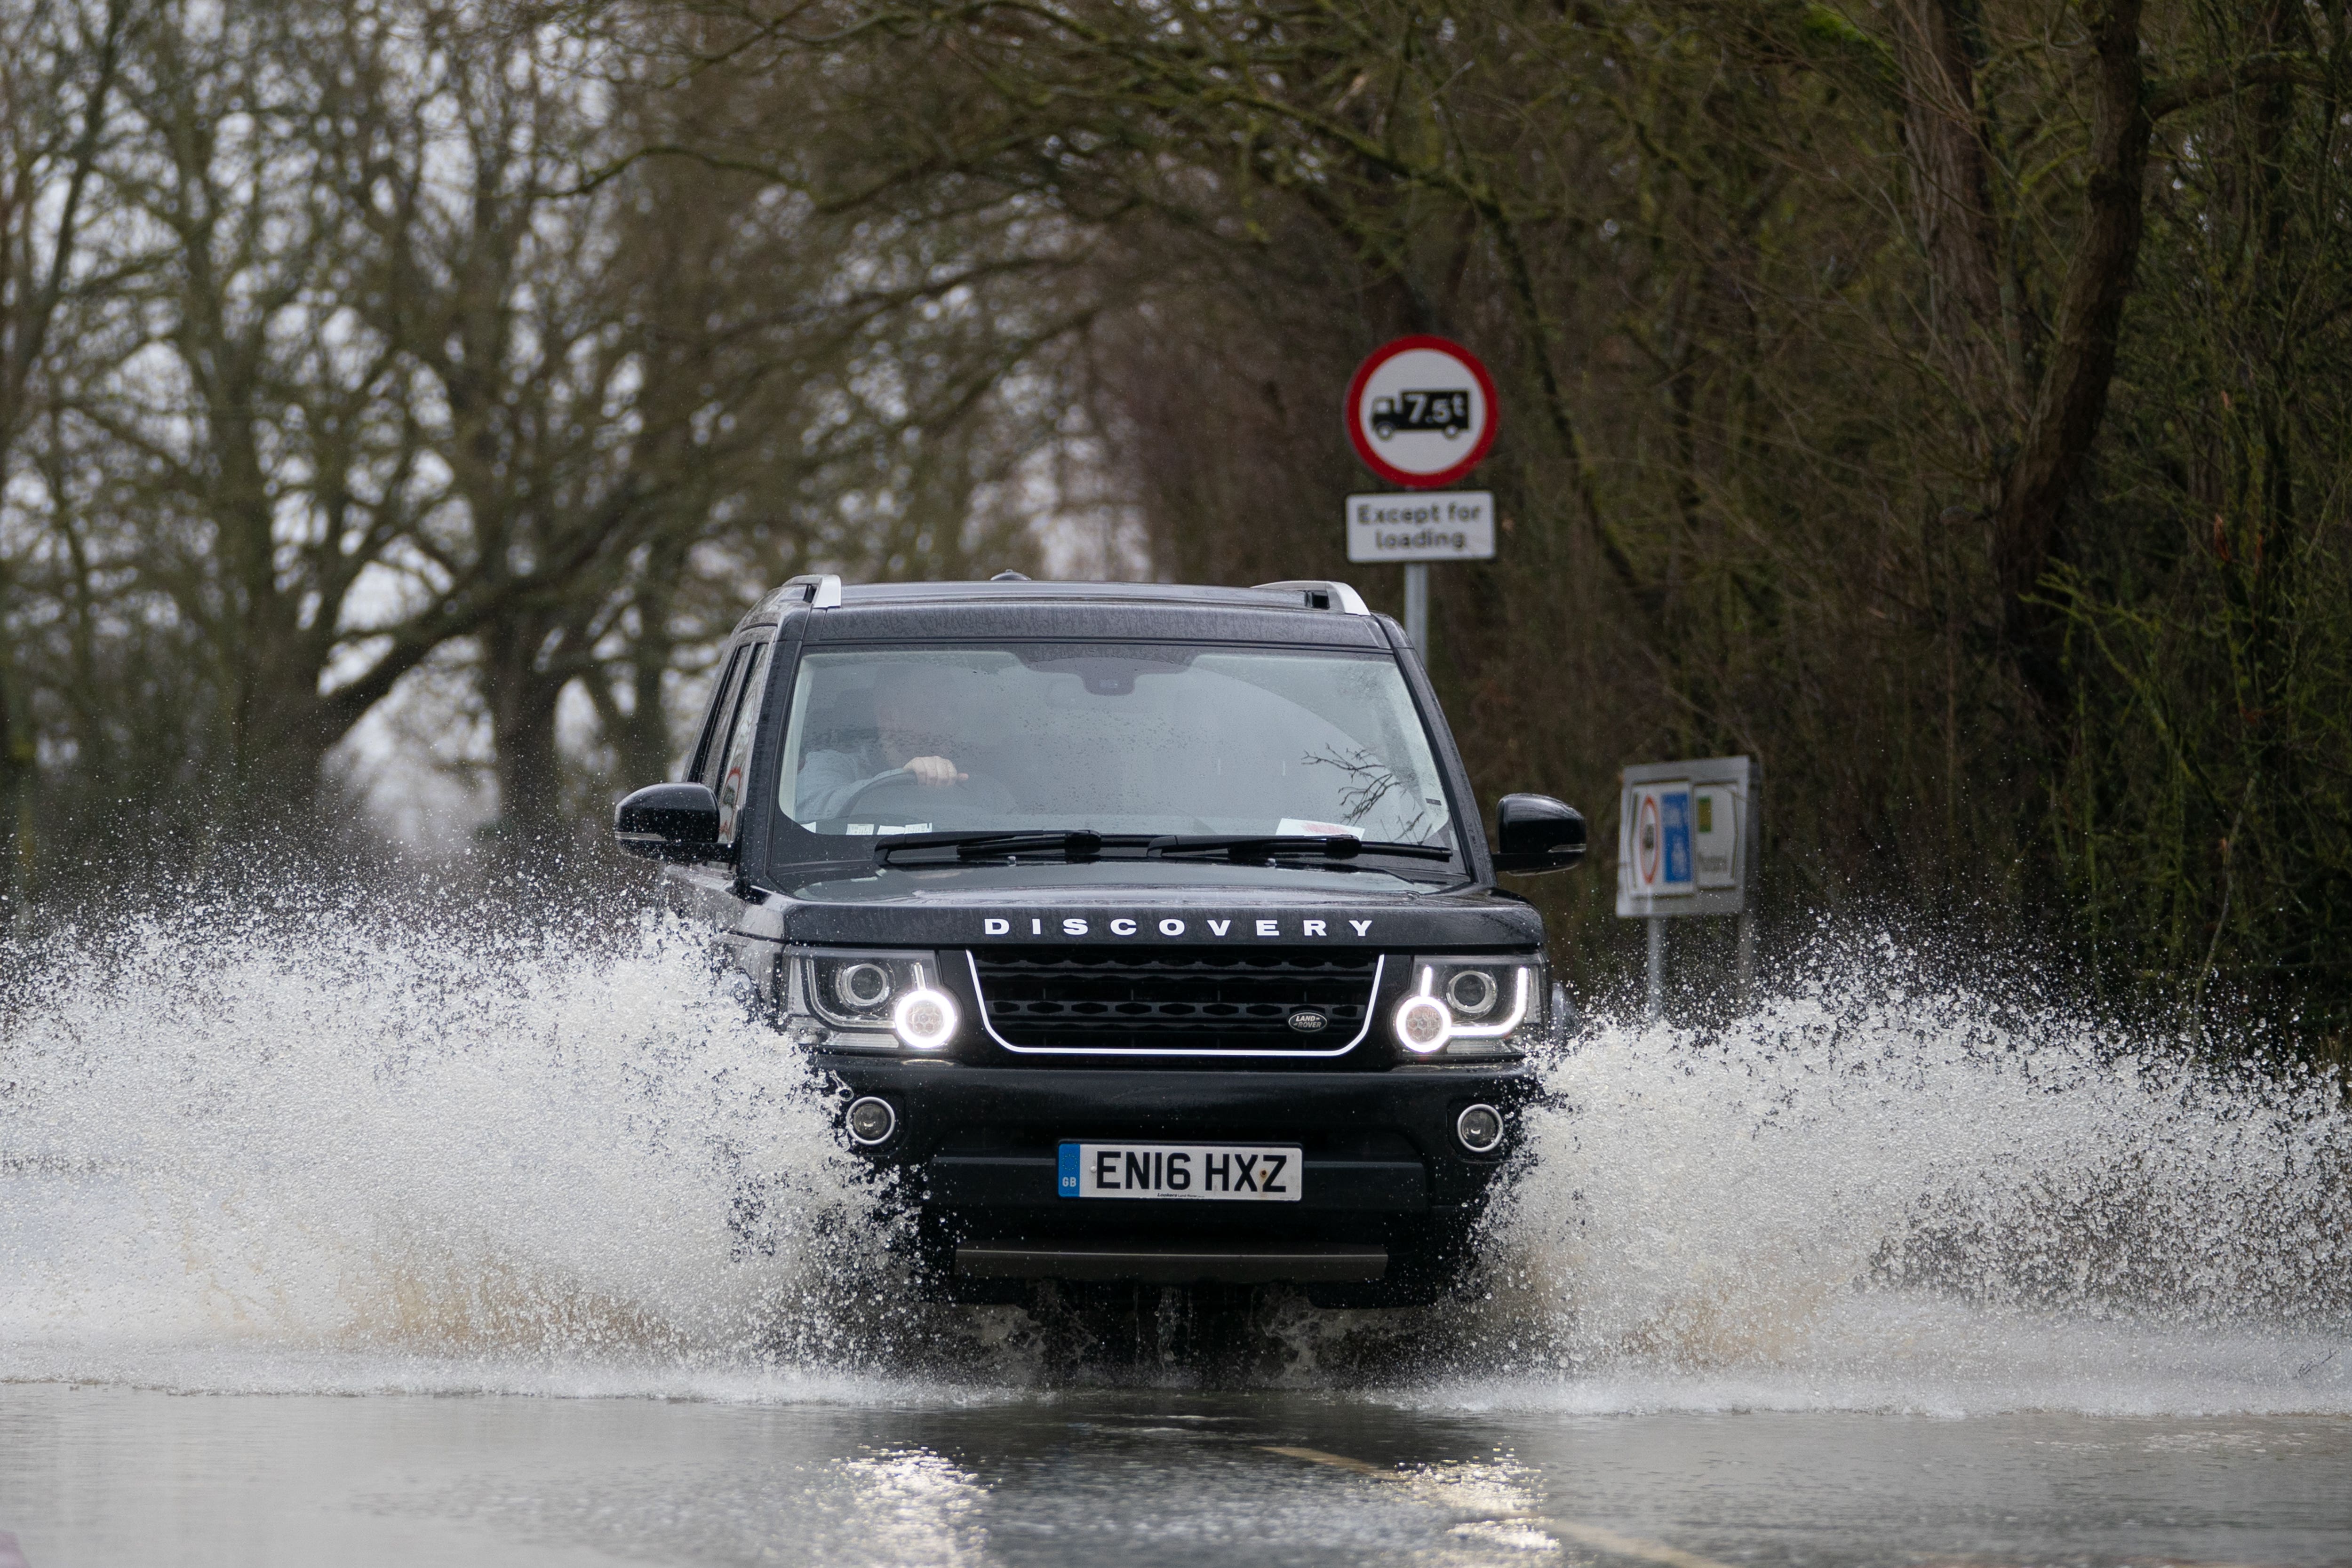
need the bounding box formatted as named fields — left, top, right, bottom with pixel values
left=6, top=1384, right=2351, bottom=1566
left=2, top=907, right=2348, bottom=1564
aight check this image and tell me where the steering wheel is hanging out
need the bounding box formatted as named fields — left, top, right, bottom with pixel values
left=838, top=768, right=1007, bottom=822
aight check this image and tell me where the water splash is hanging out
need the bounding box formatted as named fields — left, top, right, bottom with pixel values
left=2, top=907, right=2346, bottom=1410
left=0, top=899, right=894, bottom=1389
left=1460, top=934, right=2352, bottom=1411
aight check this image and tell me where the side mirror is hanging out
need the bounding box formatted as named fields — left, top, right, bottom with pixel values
left=614, top=782, right=725, bottom=862
left=1493, top=794, right=1586, bottom=874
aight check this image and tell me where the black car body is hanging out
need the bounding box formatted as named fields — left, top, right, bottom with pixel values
left=615, top=575, right=1586, bottom=1306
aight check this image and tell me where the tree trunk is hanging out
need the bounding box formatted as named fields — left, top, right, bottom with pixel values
left=614, top=535, right=689, bottom=788
left=1990, top=0, right=2151, bottom=633
left=0, top=591, right=32, bottom=931
left=1892, top=0, right=2018, bottom=432
left=481, top=615, right=573, bottom=852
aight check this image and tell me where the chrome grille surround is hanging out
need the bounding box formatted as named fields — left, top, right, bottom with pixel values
left=965, top=947, right=1386, bottom=1058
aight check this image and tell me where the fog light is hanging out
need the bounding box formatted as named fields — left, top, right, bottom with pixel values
left=845, top=1096, right=897, bottom=1146
left=891, top=966, right=958, bottom=1050
left=1456, top=1103, right=1506, bottom=1153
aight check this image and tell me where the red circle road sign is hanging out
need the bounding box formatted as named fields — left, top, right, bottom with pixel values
left=1344, top=335, right=1499, bottom=490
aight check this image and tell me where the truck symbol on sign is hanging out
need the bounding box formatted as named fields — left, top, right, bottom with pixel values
left=1370, top=389, right=1471, bottom=441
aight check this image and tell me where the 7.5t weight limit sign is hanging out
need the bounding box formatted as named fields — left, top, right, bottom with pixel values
left=1344, top=335, right=1498, bottom=490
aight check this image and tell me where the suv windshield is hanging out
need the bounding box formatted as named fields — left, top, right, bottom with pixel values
left=774, top=643, right=1455, bottom=849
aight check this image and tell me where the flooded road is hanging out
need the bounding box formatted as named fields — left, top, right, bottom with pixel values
left=6, top=1383, right=2351, bottom=1566
left=4, top=909, right=2349, bottom=1563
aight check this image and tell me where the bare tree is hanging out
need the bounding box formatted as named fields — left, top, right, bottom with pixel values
left=0, top=0, right=129, bottom=915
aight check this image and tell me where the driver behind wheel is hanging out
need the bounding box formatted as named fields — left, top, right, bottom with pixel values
left=798, top=666, right=975, bottom=818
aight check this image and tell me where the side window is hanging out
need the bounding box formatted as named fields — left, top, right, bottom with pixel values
left=713, top=640, right=772, bottom=844
left=689, top=644, right=749, bottom=787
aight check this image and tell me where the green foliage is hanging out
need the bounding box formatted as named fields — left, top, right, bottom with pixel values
left=2046, top=8, right=2352, bottom=1046
left=729, top=0, right=2352, bottom=1043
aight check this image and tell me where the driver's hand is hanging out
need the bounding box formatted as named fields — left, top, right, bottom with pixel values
left=904, top=756, right=967, bottom=787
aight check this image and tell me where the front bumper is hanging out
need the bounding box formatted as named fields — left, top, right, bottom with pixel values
left=814, top=1055, right=1535, bottom=1291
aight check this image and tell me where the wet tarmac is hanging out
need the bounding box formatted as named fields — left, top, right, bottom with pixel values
left=5, top=1382, right=2349, bottom=1567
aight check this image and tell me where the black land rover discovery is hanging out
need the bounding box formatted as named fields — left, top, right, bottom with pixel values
left=614, top=574, right=1586, bottom=1307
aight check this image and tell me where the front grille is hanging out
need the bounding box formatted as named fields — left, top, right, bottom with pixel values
left=969, top=947, right=1382, bottom=1055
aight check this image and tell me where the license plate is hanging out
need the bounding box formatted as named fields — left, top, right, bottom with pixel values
left=1058, top=1143, right=1302, bottom=1202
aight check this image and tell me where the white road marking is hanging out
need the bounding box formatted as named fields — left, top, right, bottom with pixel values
left=1540, top=1520, right=1739, bottom=1568
left=1260, top=1446, right=1740, bottom=1568
left=1260, top=1445, right=1399, bottom=1476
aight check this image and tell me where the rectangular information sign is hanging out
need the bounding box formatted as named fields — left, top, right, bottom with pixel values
left=1617, top=756, right=1756, bottom=918
left=1346, top=491, right=1496, bottom=562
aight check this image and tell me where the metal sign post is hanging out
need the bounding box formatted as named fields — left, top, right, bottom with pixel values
left=1341, top=337, right=1500, bottom=655
left=1616, top=755, right=1759, bottom=1020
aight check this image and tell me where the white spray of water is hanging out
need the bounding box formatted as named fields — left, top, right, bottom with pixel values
left=0, top=902, right=905, bottom=1394
left=1455, top=935, right=2352, bottom=1413
left=2, top=910, right=2346, bottom=1410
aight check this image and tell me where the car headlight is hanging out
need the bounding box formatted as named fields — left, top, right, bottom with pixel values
left=1391, top=957, right=1545, bottom=1057
left=787, top=949, right=959, bottom=1051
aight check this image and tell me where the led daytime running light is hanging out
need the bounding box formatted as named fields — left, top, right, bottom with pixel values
left=1450, top=966, right=1532, bottom=1041
left=891, top=963, right=959, bottom=1050
left=1391, top=963, right=1533, bottom=1054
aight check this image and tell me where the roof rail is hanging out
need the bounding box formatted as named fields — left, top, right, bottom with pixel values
left=1255, top=579, right=1370, bottom=615
left=785, top=573, right=843, bottom=609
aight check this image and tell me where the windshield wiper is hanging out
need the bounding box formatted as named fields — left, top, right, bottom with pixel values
left=872, top=829, right=1454, bottom=867
left=873, top=829, right=1155, bottom=865
left=1147, top=834, right=1453, bottom=863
